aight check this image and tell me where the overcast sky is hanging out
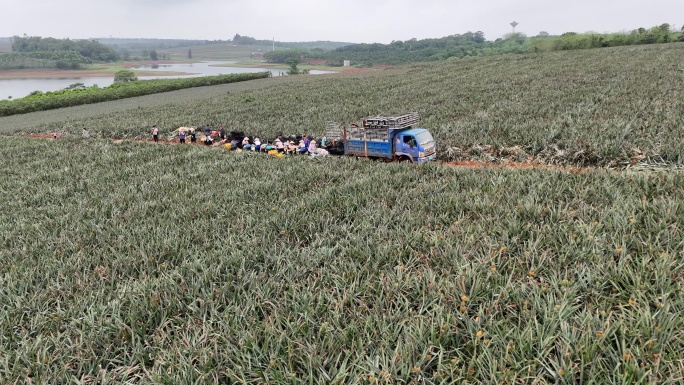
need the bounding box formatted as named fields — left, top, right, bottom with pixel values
left=3, top=0, right=683, bottom=43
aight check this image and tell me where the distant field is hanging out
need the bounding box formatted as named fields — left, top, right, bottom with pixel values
left=160, top=43, right=275, bottom=61
left=159, top=41, right=351, bottom=61
left=1, top=138, right=682, bottom=383
left=4, top=43, right=683, bottom=167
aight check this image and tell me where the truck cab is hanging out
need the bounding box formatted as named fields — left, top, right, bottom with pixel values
left=392, top=128, right=436, bottom=163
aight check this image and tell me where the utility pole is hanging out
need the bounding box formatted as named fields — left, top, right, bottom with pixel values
left=273, top=37, right=275, bottom=51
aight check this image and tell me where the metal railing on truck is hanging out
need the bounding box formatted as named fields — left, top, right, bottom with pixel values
left=362, top=112, right=420, bottom=130
left=326, top=112, right=420, bottom=143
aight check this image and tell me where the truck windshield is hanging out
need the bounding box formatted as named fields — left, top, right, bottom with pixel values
left=415, top=131, right=434, bottom=145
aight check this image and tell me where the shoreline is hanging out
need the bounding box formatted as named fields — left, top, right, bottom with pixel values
left=0, top=59, right=372, bottom=80
left=0, top=60, right=197, bottom=80
left=211, top=60, right=344, bottom=72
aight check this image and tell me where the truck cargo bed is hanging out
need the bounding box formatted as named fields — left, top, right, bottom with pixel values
left=345, top=140, right=392, bottom=159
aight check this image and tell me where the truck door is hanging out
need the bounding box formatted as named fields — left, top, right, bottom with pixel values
left=399, top=135, right=419, bottom=160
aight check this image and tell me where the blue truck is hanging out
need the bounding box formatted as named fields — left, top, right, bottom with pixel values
left=325, top=112, right=437, bottom=163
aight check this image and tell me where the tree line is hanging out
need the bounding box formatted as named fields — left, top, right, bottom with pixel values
left=0, top=51, right=91, bottom=70
left=231, top=34, right=350, bottom=50
left=262, top=24, right=684, bottom=67
left=11, top=35, right=120, bottom=62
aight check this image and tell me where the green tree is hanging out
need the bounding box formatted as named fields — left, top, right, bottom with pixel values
left=150, top=50, right=158, bottom=61
left=64, top=82, right=86, bottom=90
left=287, top=59, right=300, bottom=75
left=264, top=48, right=309, bottom=64
left=113, top=69, right=138, bottom=83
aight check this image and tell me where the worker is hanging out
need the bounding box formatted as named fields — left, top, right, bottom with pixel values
left=203, top=125, right=211, bottom=137
left=190, top=130, right=197, bottom=143
left=308, top=140, right=317, bottom=154
left=320, top=133, right=327, bottom=148
left=242, top=136, right=250, bottom=148
left=204, top=135, right=214, bottom=146
left=312, top=147, right=329, bottom=158
left=275, top=138, right=284, bottom=153
left=151, top=125, right=159, bottom=143
left=303, top=135, right=310, bottom=150
left=254, top=137, right=261, bottom=151
left=179, top=130, right=186, bottom=144
left=285, top=140, right=297, bottom=155
left=219, top=125, right=226, bottom=141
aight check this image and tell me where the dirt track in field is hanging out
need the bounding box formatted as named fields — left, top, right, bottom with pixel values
left=26, top=133, right=599, bottom=173
left=448, top=160, right=591, bottom=173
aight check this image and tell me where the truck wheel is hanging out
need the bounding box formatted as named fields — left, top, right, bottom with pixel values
left=399, top=156, right=412, bottom=163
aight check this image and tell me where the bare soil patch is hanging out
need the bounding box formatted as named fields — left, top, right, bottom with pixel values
left=338, top=67, right=375, bottom=74
left=449, top=160, right=590, bottom=173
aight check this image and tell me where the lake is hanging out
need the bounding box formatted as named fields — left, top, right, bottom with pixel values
left=0, top=61, right=333, bottom=99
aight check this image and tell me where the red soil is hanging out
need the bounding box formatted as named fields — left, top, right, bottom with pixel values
left=338, top=67, right=374, bottom=74
left=449, top=160, right=589, bottom=173
left=28, top=133, right=59, bottom=139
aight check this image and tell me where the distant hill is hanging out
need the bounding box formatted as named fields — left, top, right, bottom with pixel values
left=96, top=36, right=352, bottom=61
left=230, top=34, right=352, bottom=50
left=95, top=38, right=211, bottom=50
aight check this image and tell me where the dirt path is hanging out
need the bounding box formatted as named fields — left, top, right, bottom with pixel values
left=448, top=160, right=591, bottom=173
left=26, top=133, right=601, bottom=173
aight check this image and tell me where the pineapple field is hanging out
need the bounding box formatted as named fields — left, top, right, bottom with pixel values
left=1, top=138, right=683, bottom=383
left=1, top=43, right=684, bottom=167
left=1, top=42, right=684, bottom=384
